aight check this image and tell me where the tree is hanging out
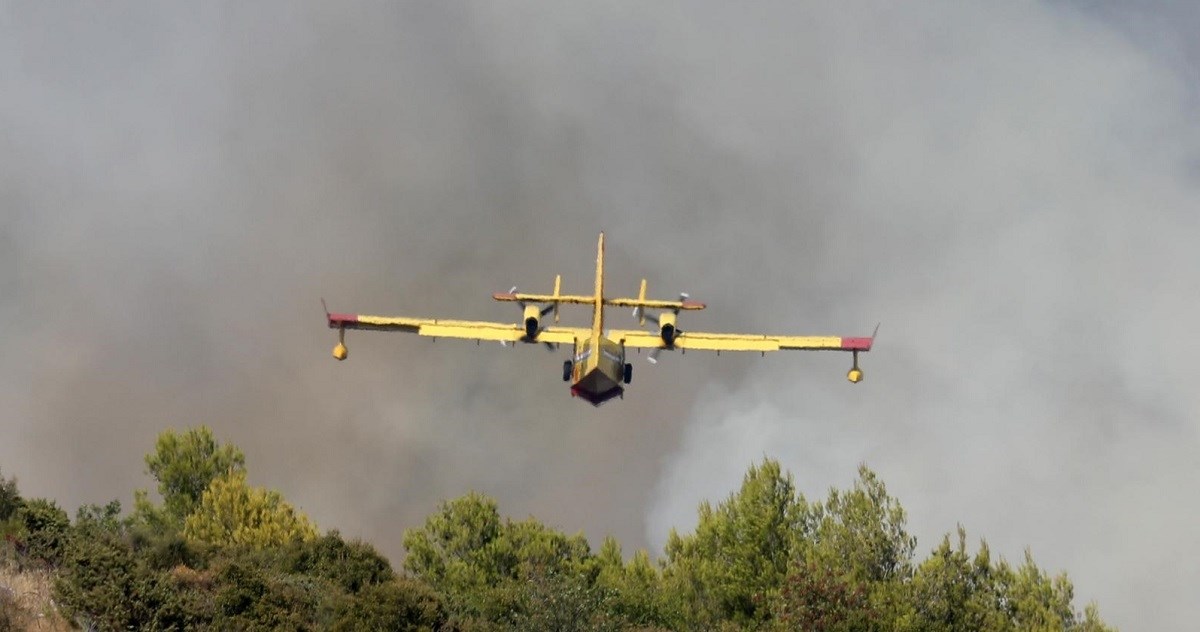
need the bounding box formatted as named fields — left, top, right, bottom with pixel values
left=661, top=458, right=806, bottom=629
left=1075, top=603, right=1116, bottom=632
left=402, top=492, right=594, bottom=623
left=593, top=537, right=672, bottom=628
left=1007, top=551, right=1078, bottom=631
left=799, top=465, right=916, bottom=584
left=503, top=564, right=629, bottom=632
left=503, top=516, right=593, bottom=580
left=403, top=492, right=503, bottom=596
left=183, top=470, right=318, bottom=548
left=777, top=557, right=880, bottom=632
left=905, top=528, right=1117, bottom=632
left=0, top=467, right=20, bottom=523
left=787, top=465, right=918, bottom=627
left=906, top=527, right=1012, bottom=632
left=142, top=426, right=246, bottom=525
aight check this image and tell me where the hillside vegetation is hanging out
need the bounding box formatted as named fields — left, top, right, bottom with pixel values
left=0, top=426, right=1113, bottom=631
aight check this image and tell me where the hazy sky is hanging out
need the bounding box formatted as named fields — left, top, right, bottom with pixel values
left=3, top=2, right=1199, bottom=629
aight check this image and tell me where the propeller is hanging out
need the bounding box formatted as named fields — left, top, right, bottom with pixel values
left=633, top=292, right=689, bottom=364
left=501, top=286, right=558, bottom=351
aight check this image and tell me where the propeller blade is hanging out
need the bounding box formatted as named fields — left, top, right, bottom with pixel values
left=648, top=348, right=662, bottom=364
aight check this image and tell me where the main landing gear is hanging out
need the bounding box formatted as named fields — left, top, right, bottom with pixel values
left=561, top=360, right=633, bottom=384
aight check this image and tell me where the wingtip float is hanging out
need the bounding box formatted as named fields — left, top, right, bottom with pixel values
left=323, top=234, right=877, bottom=405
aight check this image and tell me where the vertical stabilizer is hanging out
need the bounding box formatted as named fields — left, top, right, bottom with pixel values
left=592, top=233, right=605, bottom=342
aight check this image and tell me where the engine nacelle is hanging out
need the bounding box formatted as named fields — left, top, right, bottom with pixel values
left=523, top=304, right=541, bottom=339
left=658, top=312, right=677, bottom=345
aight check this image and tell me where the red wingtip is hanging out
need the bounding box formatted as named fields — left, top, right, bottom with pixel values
left=327, top=313, right=359, bottom=328
left=841, top=337, right=873, bottom=351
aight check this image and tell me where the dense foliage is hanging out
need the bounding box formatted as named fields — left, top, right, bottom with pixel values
left=0, top=427, right=1115, bottom=631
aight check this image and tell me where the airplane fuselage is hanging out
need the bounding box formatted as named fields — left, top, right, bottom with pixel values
left=569, top=337, right=628, bottom=406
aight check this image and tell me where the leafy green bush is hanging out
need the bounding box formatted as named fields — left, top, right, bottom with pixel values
left=284, top=531, right=395, bottom=594
left=0, top=468, right=20, bottom=524
left=209, top=559, right=334, bottom=631
left=330, top=578, right=446, bottom=631
left=15, top=499, right=69, bottom=568
left=54, top=525, right=203, bottom=631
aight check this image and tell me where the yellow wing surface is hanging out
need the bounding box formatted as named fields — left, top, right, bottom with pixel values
left=327, top=312, right=585, bottom=345
left=607, top=329, right=875, bottom=353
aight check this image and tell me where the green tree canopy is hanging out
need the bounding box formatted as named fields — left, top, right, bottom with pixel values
left=662, top=458, right=807, bottom=628
left=799, top=465, right=916, bottom=583
left=906, top=527, right=1116, bottom=632
left=782, top=464, right=918, bottom=627
left=143, top=426, right=246, bottom=524
left=402, top=491, right=594, bottom=623
left=906, top=527, right=1011, bottom=631
left=183, top=470, right=318, bottom=548
left=593, top=536, right=672, bottom=628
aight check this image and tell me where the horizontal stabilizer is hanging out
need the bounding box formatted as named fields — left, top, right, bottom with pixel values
left=605, top=297, right=706, bottom=310
left=492, top=292, right=596, bottom=305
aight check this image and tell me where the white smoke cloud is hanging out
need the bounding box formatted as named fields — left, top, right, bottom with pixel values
left=647, top=3, right=1200, bottom=629
left=2, top=2, right=1197, bottom=629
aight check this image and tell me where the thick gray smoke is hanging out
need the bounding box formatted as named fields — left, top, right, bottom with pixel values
left=2, top=2, right=1197, bottom=629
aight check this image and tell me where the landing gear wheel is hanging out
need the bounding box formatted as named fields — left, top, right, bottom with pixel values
left=562, top=360, right=572, bottom=382
left=623, top=362, right=633, bottom=384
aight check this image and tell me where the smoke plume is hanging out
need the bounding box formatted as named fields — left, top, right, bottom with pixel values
left=2, top=2, right=1197, bottom=628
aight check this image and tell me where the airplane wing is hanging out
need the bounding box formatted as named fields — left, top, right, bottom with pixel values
left=327, top=312, right=583, bottom=345
left=607, top=329, right=874, bottom=353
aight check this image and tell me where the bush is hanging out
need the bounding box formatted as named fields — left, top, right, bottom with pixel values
left=0, top=469, right=20, bottom=523
left=15, top=499, right=69, bottom=568
left=211, top=560, right=328, bottom=631
left=330, top=578, right=446, bottom=631
left=285, top=531, right=395, bottom=594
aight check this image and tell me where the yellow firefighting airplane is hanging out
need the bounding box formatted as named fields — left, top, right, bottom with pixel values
left=325, top=233, right=875, bottom=406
